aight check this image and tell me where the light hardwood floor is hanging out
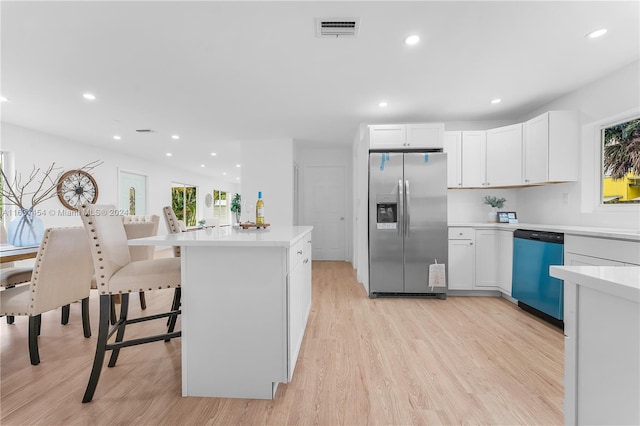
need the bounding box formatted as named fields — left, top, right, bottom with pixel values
left=1, top=261, right=563, bottom=425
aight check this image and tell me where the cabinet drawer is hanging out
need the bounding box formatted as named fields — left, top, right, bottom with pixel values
left=289, top=238, right=305, bottom=271
left=448, top=227, right=474, bottom=240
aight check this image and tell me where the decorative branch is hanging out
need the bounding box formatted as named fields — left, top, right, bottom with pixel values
left=0, top=160, right=102, bottom=210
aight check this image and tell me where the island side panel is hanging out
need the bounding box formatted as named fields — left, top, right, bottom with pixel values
left=181, top=245, right=288, bottom=399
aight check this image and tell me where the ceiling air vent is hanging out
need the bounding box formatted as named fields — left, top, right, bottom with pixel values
left=135, top=129, right=155, bottom=133
left=315, top=18, right=360, bottom=38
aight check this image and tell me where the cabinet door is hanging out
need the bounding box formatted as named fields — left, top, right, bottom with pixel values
left=486, top=123, right=522, bottom=187
left=497, top=230, right=513, bottom=295
left=288, top=264, right=304, bottom=381
left=475, top=230, right=498, bottom=288
left=564, top=253, right=624, bottom=267
left=369, top=124, right=406, bottom=149
left=406, top=123, right=444, bottom=148
left=461, top=131, right=486, bottom=188
left=302, top=233, right=313, bottom=321
left=448, top=239, right=474, bottom=290
left=524, top=112, right=549, bottom=184
left=444, top=131, right=462, bottom=188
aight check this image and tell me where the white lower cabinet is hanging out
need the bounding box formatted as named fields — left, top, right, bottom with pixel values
left=497, top=230, right=513, bottom=295
left=474, top=230, right=498, bottom=288
left=448, top=227, right=512, bottom=294
left=565, top=235, right=640, bottom=266
left=287, top=230, right=313, bottom=381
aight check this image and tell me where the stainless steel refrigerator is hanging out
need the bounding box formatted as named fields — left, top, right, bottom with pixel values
left=369, top=151, right=448, bottom=297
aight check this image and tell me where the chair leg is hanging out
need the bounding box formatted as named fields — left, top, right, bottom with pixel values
left=107, top=293, right=129, bottom=368
left=139, top=291, right=147, bottom=310
left=110, top=295, right=117, bottom=325
left=6, top=315, right=15, bottom=324
left=82, top=294, right=110, bottom=403
left=61, top=304, right=70, bottom=325
left=28, top=315, right=41, bottom=365
left=36, top=314, right=42, bottom=336
left=165, top=288, right=181, bottom=342
left=81, top=297, right=91, bottom=338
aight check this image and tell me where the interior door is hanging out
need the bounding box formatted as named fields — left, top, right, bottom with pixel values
left=303, top=165, right=346, bottom=260
left=403, top=152, right=448, bottom=293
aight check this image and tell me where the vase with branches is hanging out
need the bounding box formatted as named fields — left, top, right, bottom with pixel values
left=1, top=160, right=100, bottom=246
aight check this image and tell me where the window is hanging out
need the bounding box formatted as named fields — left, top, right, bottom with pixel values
left=119, top=171, right=147, bottom=215
left=213, top=190, right=230, bottom=225
left=601, top=117, right=640, bottom=205
left=171, top=183, right=197, bottom=227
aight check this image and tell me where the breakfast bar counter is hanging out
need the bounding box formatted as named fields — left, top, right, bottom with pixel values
left=130, top=225, right=313, bottom=399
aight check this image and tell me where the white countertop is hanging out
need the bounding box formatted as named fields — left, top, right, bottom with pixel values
left=129, top=225, right=313, bottom=247
left=448, top=222, right=640, bottom=241
left=550, top=266, right=640, bottom=303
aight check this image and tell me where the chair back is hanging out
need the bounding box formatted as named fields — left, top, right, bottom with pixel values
left=162, top=206, right=182, bottom=257
left=123, top=215, right=160, bottom=261
left=30, top=227, right=93, bottom=315
left=1, top=221, right=7, bottom=243
left=79, top=204, right=131, bottom=292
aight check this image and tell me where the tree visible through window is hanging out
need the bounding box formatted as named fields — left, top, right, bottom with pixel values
left=171, top=183, right=197, bottom=226
left=213, top=190, right=230, bottom=225
left=601, top=118, right=640, bottom=204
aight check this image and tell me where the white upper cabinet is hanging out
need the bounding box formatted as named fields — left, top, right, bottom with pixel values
left=444, top=131, right=462, bottom=188
left=486, top=123, right=523, bottom=187
left=461, top=131, right=487, bottom=188
left=369, top=123, right=444, bottom=149
left=523, top=111, right=579, bottom=184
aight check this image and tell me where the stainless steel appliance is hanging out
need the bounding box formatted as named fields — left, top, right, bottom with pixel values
left=369, top=151, right=448, bottom=297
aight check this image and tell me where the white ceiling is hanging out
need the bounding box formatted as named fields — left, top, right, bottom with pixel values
left=1, top=1, right=638, bottom=184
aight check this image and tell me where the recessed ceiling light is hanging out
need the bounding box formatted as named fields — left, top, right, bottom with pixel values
left=491, top=98, right=501, bottom=104
left=0, top=96, right=9, bottom=102
left=200, top=164, right=205, bottom=168
left=113, top=135, right=121, bottom=140
left=171, top=135, right=180, bottom=140
left=236, top=177, right=240, bottom=180
left=235, top=164, right=241, bottom=168
left=586, top=28, right=607, bottom=39
left=166, top=153, right=172, bottom=157
left=83, top=93, right=96, bottom=101
left=222, top=172, right=227, bottom=176
left=379, top=101, right=388, bottom=108
left=211, top=152, right=217, bottom=156
left=404, top=35, right=420, bottom=46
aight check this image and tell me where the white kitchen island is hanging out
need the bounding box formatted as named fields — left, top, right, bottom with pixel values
left=130, top=225, right=313, bottom=399
left=550, top=266, right=640, bottom=426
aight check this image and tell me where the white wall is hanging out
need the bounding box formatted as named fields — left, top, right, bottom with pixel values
left=518, top=60, right=640, bottom=229
left=240, top=139, right=293, bottom=226
left=1, top=123, right=238, bottom=234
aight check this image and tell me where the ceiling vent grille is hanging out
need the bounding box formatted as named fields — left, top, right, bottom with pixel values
left=135, top=129, right=155, bottom=133
left=315, top=18, right=360, bottom=38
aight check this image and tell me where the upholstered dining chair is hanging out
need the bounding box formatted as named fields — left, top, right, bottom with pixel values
left=123, top=214, right=160, bottom=310
left=79, top=204, right=181, bottom=403
left=161, top=206, right=183, bottom=331
left=1, top=221, right=36, bottom=325
left=0, top=227, right=93, bottom=365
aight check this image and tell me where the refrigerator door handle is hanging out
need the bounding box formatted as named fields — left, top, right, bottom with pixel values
left=405, top=180, right=410, bottom=237
left=398, top=179, right=403, bottom=237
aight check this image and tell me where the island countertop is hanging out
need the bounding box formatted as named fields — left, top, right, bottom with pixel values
left=550, top=265, right=640, bottom=303
left=128, top=225, right=313, bottom=247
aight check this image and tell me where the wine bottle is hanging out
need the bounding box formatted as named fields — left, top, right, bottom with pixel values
left=256, top=191, right=265, bottom=224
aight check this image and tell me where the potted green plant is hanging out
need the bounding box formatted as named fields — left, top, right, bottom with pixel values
left=484, top=196, right=506, bottom=222
left=230, top=193, right=241, bottom=224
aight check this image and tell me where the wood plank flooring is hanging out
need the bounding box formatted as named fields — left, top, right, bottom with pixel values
left=1, top=261, right=563, bottom=425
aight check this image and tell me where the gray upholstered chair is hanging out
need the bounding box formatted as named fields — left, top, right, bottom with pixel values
left=0, top=227, right=93, bottom=365
left=79, top=204, right=181, bottom=403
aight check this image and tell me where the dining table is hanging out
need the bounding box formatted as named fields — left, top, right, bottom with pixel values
left=0, top=243, right=39, bottom=264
